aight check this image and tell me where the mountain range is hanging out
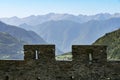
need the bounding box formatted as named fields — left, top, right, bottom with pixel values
left=24, top=18, right=120, bottom=52
left=0, top=13, right=120, bottom=54
left=1, top=13, right=120, bottom=26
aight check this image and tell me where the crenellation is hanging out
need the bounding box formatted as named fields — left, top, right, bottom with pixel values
left=0, top=44, right=120, bottom=80
left=24, top=45, right=55, bottom=61
left=72, top=45, right=107, bottom=64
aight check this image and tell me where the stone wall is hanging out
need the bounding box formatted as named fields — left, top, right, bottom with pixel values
left=0, top=45, right=120, bottom=80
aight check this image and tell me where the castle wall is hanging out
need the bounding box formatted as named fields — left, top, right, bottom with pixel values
left=24, top=45, right=55, bottom=62
left=0, top=45, right=120, bottom=80
left=72, top=45, right=107, bottom=64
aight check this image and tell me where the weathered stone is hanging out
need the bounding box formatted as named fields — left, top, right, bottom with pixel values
left=0, top=45, right=120, bottom=80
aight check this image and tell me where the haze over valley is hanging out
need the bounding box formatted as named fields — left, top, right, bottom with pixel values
left=0, top=13, right=120, bottom=59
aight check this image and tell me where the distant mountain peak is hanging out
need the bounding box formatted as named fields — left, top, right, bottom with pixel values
left=11, top=16, right=19, bottom=19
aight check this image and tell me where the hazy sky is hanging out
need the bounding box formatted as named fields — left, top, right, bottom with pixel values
left=0, top=0, right=120, bottom=17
